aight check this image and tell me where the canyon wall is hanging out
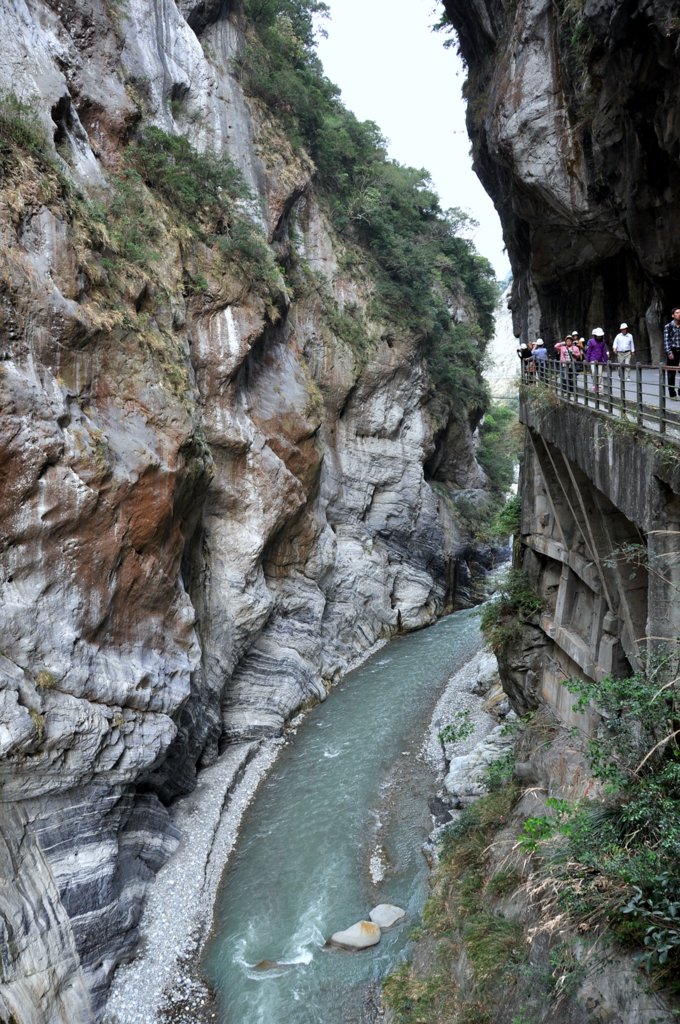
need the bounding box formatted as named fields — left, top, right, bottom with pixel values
left=0, top=2, right=497, bottom=1021
left=430, top=4, right=680, bottom=1018
left=443, top=0, right=680, bottom=358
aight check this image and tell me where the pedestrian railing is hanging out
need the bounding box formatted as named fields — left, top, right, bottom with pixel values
left=521, top=359, right=680, bottom=437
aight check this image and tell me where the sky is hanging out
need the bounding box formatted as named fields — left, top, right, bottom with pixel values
left=315, top=0, right=510, bottom=280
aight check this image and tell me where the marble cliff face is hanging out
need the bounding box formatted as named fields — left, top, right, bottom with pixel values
left=0, top=3, right=493, bottom=1020
left=443, top=0, right=680, bottom=358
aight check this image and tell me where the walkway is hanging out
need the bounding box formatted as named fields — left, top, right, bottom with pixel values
left=521, top=361, right=680, bottom=439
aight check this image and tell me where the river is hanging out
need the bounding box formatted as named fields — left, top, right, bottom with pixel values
left=202, top=606, right=487, bottom=1024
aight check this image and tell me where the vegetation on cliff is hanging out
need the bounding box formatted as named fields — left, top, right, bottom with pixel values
left=384, top=686, right=680, bottom=1023
left=383, top=785, right=526, bottom=1024
left=386, top=631, right=680, bottom=1016
left=518, top=663, right=680, bottom=990
left=0, top=89, right=283, bottom=401
left=480, top=569, right=542, bottom=653
left=1, top=0, right=499, bottom=424
left=234, top=0, right=499, bottom=412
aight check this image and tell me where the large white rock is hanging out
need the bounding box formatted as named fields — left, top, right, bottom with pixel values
left=369, top=904, right=406, bottom=930
left=327, top=921, right=381, bottom=951
left=443, top=724, right=515, bottom=804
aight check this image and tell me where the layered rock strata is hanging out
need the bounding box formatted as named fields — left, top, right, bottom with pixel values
left=444, top=0, right=680, bottom=358
left=0, top=3, right=495, bottom=1021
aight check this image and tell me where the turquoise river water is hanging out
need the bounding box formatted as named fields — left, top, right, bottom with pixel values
left=203, top=607, right=485, bottom=1024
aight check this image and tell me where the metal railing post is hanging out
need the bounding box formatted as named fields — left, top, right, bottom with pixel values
left=606, top=362, right=613, bottom=413
left=620, top=361, right=626, bottom=416
left=659, top=364, right=667, bottom=435
left=635, top=363, right=642, bottom=426
left=584, top=362, right=589, bottom=407
left=595, top=364, right=601, bottom=410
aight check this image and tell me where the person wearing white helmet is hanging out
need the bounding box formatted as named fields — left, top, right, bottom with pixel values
left=532, top=338, right=548, bottom=381
left=555, top=334, right=582, bottom=393
left=585, top=328, right=609, bottom=392
left=570, top=331, right=585, bottom=377
left=516, top=341, right=533, bottom=382
left=613, top=323, right=635, bottom=381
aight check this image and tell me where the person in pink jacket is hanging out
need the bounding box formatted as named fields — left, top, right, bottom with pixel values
left=555, top=335, right=582, bottom=393
left=585, top=327, right=609, bottom=392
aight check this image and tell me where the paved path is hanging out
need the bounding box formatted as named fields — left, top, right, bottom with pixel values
left=523, top=365, right=680, bottom=440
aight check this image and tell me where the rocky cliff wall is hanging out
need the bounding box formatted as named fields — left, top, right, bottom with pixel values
left=443, top=0, right=680, bottom=358
left=0, top=3, right=496, bottom=1021
left=430, top=4, right=680, bottom=1018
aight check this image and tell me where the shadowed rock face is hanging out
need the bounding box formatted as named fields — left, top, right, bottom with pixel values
left=0, top=2, right=493, bottom=1020
left=444, top=0, right=680, bottom=357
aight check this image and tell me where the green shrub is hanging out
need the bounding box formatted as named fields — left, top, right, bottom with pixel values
left=384, top=785, right=522, bottom=1023
left=480, top=570, right=542, bottom=653
left=477, top=405, right=520, bottom=496
left=85, top=127, right=277, bottom=293
left=439, top=709, right=474, bottom=745
left=128, top=126, right=250, bottom=224
left=92, top=169, right=162, bottom=269
left=521, top=661, right=680, bottom=987
left=0, top=92, right=50, bottom=161
left=565, top=668, right=680, bottom=790
left=490, top=493, right=521, bottom=539
left=484, top=750, right=516, bottom=791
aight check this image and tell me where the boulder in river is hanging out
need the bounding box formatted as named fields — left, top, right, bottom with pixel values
left=253, top=960, right=286, bottom=971
left=327, top=921, right=381, bottom=950
left=369, top=904, right=406, bottom=930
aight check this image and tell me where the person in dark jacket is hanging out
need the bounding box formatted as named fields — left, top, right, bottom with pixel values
left=585, top=328, right=609, bottom=392
left=517, top=342, right=533, bottom=382
left=663, top=307, right=680, bottom=398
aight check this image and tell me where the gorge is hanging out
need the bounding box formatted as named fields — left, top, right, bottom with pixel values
left=2, top=2, right=680, bottom=1024
left=0, top=1, right=500, bottom=1021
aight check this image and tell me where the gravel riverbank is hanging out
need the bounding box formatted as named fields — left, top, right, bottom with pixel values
left=104, top=641, right=390, bottom=1024
left=103, top=740, right=283, bottom=1024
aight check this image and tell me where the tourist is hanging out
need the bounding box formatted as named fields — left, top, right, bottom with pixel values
left=613, top=323, right=635, bottom=380
left=555, top=335, right=582, bottom=393
left=533, top=338, right=548, bottom=381
left=570, top=330, right=585, bottom=376
left=663, top=307, right=680, bottom=398
left=517, top=342, right=533, bottom=382
left=585, top=328, right=608, bottom=392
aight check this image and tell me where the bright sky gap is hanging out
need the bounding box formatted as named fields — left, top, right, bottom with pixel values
left=315, top=0, right=510, bottom=279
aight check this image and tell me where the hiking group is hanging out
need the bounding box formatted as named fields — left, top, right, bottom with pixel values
left=517, top=307, right=680, bottom=398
